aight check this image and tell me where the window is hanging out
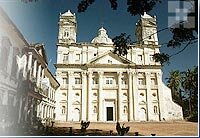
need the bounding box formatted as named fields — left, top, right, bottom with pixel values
left=108, top=60, right=112, bottom=64
left=93, top=77, right=98, bottom=84
left=150, top=55, right=154, bottom=61
left=154, top=106, right=158, bottom=114
left=123, top=106, right=128, bottom=114
left=75, top=78, right=81, bottom=84
left=93, top=106, right=97, bottom=113
left=106, top=77, right=113, bottom=84
left=63, top=78, right=68, bottom=85
left=63, top=54, right=68, bottom=63
left=64, top=31, right=69, bottom=38
left=62, top=106, right=66, bottom=114
left=138, top=78, right=145, bottom=85
left=138, top=55, right=142, bottom=62
left=75, top=54, right=80, bottom=61
left=151, top=78, right=157, bottom=85
left=121, top=78, right=127, bottom=85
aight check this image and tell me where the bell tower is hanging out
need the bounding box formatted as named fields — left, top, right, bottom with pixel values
left=135, top=12, right=158, bottom=45
left=58, top=10, right=77, bottom=44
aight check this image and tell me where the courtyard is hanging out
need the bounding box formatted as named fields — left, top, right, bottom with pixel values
left=52, top=120, right=198, bottom=136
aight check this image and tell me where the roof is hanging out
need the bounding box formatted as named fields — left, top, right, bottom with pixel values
left=141, top=12, right=153, bottom=18
left=61, top=10, right=74, bottom=16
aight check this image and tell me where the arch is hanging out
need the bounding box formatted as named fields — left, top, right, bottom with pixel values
left=139, top=108, right=146, bottom=121
left=61, top=105, right=66, bottom=114
left=72, top=101, right=80, bottom=105
left=73, top=108, right=80, bottom=121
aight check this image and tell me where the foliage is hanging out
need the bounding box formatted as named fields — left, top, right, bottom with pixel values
left=127, top=0, right=161, bottom=16
left=166, top=66, right=198, bottom=120
left=153, top=53, right=169, bottom=66
left=112, top=33, right=131, bottom=56
left=77, top=0, right=95, bottom=13
left=78, top=0, right=161, bottom=15
left=181, top=66, right=198, bottom=115
left=168, top=24, right=196, bottom=48
left=166, top=70, right=183, bottom=106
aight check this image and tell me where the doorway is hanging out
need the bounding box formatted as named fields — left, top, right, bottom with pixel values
left=107, top=107, right=113, bottom=121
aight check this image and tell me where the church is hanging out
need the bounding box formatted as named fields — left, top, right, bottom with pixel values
left=54, top=10, right=183, bottom=122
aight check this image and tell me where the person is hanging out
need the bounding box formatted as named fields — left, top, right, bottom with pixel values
left=116, top=122, right=121, bottom=135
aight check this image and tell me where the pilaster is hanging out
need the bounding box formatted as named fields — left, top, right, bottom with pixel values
left=98, top=71, right=104, bottom=121
left=117, top=71, right=122, bottom=121
left=81, top=71, right=87, bottom=121
left=67, top=71, right=74, bottom=121
left=145, top=72, right=152, bottom=121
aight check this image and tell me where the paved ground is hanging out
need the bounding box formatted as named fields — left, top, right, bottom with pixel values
left=54, top=120, right=198, bottom=136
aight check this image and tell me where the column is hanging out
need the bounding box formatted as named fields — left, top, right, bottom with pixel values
left=33, top=60, right=37, bottom=78
left=81, top=71, right=87, bottom=121
left=27, top=53, right=33, bottom=78
left=145, top=72, right=152, bottom=121
left=128, top=71, right=133, bottom=121
left=87, top=71, right=93, bottom=121
left=37, top=65, right=41, bottom=86
left=98, top=71, right=103, bottom=121
left=132, top=72, right=138, bottom=121
left=67, top=71, right=74, bottom=121
left=117, top=72, right=122, bottom=121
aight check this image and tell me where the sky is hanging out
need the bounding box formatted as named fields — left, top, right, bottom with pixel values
left=0, top=0, right=198, bottom=83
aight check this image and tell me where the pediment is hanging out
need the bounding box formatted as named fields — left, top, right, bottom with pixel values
left=87, top=51, right=135, bottom=65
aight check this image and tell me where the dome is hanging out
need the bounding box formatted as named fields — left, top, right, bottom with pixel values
left=91, top=27, right=113, bottom=45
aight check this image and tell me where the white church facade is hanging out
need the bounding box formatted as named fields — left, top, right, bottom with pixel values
left=54, top=10, right=183, bottom=122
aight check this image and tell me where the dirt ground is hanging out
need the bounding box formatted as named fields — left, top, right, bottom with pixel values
left=54, top=120, right=198, bottom=136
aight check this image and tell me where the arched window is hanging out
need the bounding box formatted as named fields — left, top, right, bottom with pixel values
left=93, top=106, right=97, bottom=113
left=154, top=106, right=158, bottom=114
left=123, top=105, right=128, bottom=114
left=62, top=106, right=66, bottom=114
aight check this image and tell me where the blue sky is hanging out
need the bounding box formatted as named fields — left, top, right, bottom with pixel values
left=0, top=0, right=198, bottom=83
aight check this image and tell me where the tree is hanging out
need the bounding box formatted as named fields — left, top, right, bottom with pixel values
left=166, top=70, right=183, bottom=106
left=166, top=66, right=198, bottom=121
left=112, top=33, right=131, bottom=56
left=181, top=66, right=198, bottom=115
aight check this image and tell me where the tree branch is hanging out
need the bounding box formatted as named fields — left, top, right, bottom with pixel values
left=169, top=38, right=197, bottom=58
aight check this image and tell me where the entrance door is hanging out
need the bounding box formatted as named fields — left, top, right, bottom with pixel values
left=107, top=107, right=113, bottom=121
